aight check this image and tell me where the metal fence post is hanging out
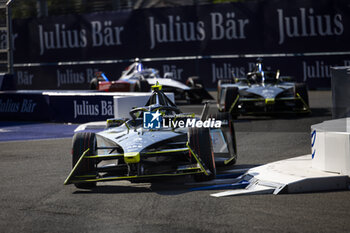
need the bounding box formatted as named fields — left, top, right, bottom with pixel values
left=6, top=1, right=13, bottom=74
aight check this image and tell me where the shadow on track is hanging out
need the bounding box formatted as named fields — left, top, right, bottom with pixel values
left=71, top=164, right=260, bottom=195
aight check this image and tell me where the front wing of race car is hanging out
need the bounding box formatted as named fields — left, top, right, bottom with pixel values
left=220, top=92, right=311, bottom=115
left=64, top=142, right=211, bottom=185
left=230, top=93, right=310, bottom=115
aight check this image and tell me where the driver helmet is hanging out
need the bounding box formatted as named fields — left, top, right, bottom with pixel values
left=254, top=57, right=265, bottom=73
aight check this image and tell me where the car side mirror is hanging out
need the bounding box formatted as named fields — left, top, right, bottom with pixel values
left=276, top=69, right=280, bottom=80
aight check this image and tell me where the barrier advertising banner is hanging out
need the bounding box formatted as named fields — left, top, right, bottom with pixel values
left=3, top=0, right=350, bottom=90
left=0, top=92, right=50, bottom=121
left=14, top=54, right=350, bottom=89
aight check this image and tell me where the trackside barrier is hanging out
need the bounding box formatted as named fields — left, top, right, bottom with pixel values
left=0, top=91, right=50, bottom=121
left=331, top=66, right=350, bottom=119
left=311, top=118, right=350, bottom=176
left=0, top=90, right=173, bottom=123
left=211, top=118, right=350, bottom=197
left=0, top=73, right=15, bottom=91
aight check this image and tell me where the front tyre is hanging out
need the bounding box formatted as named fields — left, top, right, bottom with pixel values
left=294, top=83, right=309, bottom=107
left=224, top=87, right=239, bottom=119
left=72, top=132, right=97, bottom=189
left=217, top=79, right=235, bottom=104
left=188, top=127, right=216, bottom=181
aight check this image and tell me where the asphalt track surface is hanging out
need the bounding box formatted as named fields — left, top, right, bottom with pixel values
left=1, top=91, right=350, bottom=233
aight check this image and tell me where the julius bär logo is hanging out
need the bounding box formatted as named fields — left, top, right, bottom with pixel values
left=143, top=110, right=162, bottom=129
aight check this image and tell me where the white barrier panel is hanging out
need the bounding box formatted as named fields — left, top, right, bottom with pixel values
left=331, top=66, right=350, bottom=119
left=311, top=118, right=350, bottom=176
left=113, top=93, right=175, bottom=118
left=211, top=154, right=349, bottom=197
left=211, top=118, right=350, bottom=197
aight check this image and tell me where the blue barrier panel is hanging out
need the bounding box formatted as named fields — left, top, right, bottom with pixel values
left=48, top=94, right=114, bottom=123
left=0, top=91, right=116, bottom=122
left=0, top=91, right=50, bottom=121
left=0, top=74, right=16, bottom=91
left=12, top=0, right=350, bottom=63
left=9, top=0, right=350, bottom=90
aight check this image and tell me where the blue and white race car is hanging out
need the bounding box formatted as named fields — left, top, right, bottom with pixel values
left=90, top=59, right=213, bottom=104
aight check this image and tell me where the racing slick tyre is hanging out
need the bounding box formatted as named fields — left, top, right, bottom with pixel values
left=294, top=83, right=309, bottom=107
left=187, top=95, right=203, bottom=104
left=224, top=86, right=239, bottom=119
left=186, top=76, right=204, bottom=104
left=217, top=79, right=235, bottom=102
left=72, top=132, right=97, bottom=189
left=280, top=76, right=296, bottom=82
left=188, top=127, right=216, bottom=181
left=207, top=112, right=237, bottom=166
left=135, top=80, right=151, bottom=92
left=186, top=76, right=203, bottom=88
left=90, top=78, right=99, bottom=90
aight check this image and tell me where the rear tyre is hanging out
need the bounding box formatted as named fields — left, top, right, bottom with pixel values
left=186, top=77, right=204, bottom=104
left=188, top=127, right=216, bottom=181
left=135, top=80, right=150, bottom=92
left=207, top=112, right=237, bottom=166
left=217, top=79, right=235, bottom=102
left=90, top=78, right=99, bottom=90
left=187, top=94, right=203, bottom=104
left=72, top=132, right=97, bottom=189
left=224, top=87, right=239, bottom=119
